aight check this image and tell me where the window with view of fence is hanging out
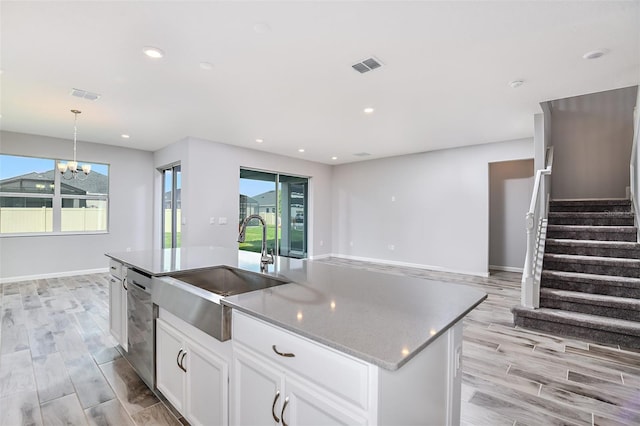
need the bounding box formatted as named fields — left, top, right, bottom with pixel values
left=0, top=154, right=109, bottom=235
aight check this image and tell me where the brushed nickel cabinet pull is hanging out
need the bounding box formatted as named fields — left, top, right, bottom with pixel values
left=271, top=390, right=280, bottom=422
left=281, top=396, right=290, bottom=426
left=272, top=345, right=295, bottom=358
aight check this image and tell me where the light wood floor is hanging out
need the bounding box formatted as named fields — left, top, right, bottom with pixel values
left=2, top=259, right=640, bottom=425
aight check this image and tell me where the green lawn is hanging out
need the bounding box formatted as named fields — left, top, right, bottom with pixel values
left=239, top=225, right=276, bottom=253
left=163, top=232, right=182, bottom=248
left=238, top=225, right=304, bottom=254
left=162, top=227, right=303, bottom=253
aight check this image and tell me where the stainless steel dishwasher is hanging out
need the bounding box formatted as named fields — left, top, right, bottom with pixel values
left=125, top=269, right=155, bottom=390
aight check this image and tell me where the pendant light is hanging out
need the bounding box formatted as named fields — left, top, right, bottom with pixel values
left=58, top=109, right=91, bottom=180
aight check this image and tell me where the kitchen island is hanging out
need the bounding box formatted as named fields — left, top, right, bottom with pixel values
left=106, top=246, right=486, bottom=425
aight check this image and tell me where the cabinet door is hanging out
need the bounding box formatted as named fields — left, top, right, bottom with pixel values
left=156, top=319, right=185, bottom=412
left=232, top=346, right=284, bottom=426
left=184, top=338, right=228, bottom=426
left=109, top=276, right=122, bottom=344
left=283, top=377, right=368, bottom=426
left=120, top=279, right=128, bottom=351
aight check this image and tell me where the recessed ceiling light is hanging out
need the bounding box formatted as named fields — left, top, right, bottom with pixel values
left=298, top=148, right=305, bottom=153
left=121, top=134, right=130, bottom=139
left=583, top=49, right=607, bottom=60
left=363, top=107, right=375, bottom=114
left=199, top=62, right=214, bottom=71
left=508, top=80, right=524, bottom=89
left=143, top=46, right=164, bottom=59
left=255, top=138, right=264, bottom=143
left=331, top=156, right=338, bottom=160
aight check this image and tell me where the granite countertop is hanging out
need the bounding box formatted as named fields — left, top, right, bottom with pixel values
left=105, top=247, right=487, bottom=371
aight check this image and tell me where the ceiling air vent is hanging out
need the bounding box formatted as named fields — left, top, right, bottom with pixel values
left=351, top=57, right=383, bottom=74
left=70, top=88, right=101, bottom=101
left=353, top=152, right=371, bottom=157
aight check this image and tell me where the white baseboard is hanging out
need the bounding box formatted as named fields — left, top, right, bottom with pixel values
left=308, top=253, right=332, bottom=260
left=326, top=253, right=490, bottom=278
left=489, top=265, right=524, bottom=274
left=0, top=268, right=110, bottom=284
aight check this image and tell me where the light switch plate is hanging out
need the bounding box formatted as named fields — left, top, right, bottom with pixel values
left=218, top=217, right=228, bottom=225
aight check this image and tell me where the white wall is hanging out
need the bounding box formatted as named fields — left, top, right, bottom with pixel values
left=0, top=131, right=154, bottom=280
left=551, top=86, right=637, bottom=199
left=489, top=159, right=534, bottom=271
left=331, top=138, right=533, bottom=276
left=153, top=137, right=333, bottom=257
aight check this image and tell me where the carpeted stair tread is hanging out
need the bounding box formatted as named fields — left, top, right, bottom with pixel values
left=512, top=306, right=640, bottom=337
left=548, top=199, right=632, bottom=213
left=547, top=225, right=637, bottom=233
left=544, top=253, right=640, bottom=267
left=543, top=253, right=640, bottom=277
left=546, top=225, right=637, bottom=242
left=548, top=212, right=634, bottom=217
left=546, top=239, right=640, bottom=249
left=540, top=288, right=640, bottom=309
left=544, top=238, right=640, bottom=258
left=547, top=211, right=635, bottom=226
left=542, top=270, right=640, bottom=288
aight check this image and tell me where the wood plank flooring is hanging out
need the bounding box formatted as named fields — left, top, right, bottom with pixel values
left=317, top=257, right=640, bottom=426
left=2, top=259, right=640, bottom=425
left=0, top=275, right=181, bottom=426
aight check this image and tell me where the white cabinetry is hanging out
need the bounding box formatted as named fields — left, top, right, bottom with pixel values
left=231, top=310, right=463, bottom=426
left=232, top=311, right=369, bottom=425
left=156, top=309, right=230, bottom=426
left=108, top=259, right=127, bottom=351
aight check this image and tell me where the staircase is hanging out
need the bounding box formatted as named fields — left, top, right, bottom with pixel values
left=512, top=199, right=640, bottom=349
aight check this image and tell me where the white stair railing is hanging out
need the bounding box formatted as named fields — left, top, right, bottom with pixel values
left=630, top=100, right=639, bottom=242
left=522, top=146, right=554, bottom=308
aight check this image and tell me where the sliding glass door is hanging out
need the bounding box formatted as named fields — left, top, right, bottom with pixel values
left=279, top=175, right=307, bottom=258
left=161, top=164, right=181, bottom=249
left=239, top=169, right=308, bottom=258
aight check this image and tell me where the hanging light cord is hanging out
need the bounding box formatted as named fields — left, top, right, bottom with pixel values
left=72, top=109, right=80, bottom=163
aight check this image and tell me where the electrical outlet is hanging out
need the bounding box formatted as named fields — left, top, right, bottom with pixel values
left=388, top=244, right=395, bottom=251
left=209, top=217, right=216, bottom=225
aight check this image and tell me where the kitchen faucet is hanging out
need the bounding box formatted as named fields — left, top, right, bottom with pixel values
left=238, top=214, right=274, bottom=272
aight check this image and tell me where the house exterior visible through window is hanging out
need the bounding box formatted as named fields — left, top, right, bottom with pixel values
left=0, top=154, right=109, bottom=234
left=239, top=168, right=308, bottom=259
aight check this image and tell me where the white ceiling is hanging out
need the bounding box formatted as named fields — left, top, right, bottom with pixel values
left=1, top=1, right=638, bottom=164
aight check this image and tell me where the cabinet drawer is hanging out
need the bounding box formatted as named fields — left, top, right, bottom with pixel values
left=109, top=260, right=124, bottom=279
left=233, top=311, right=370, bottom=410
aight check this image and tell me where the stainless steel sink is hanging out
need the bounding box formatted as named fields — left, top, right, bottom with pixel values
left=152, top=266, right=289, bottom=341
left=167, top=266, right=287, bottom=297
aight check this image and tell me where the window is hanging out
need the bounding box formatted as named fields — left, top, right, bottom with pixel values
left=0, top=154, right=109, bottom=235
left=239, top=169, right=308, bottom=258
left=161, top=164, right=181, bottom=249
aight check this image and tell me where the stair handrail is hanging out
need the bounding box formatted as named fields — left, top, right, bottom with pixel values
left=522, top=146, right=554, bottom=308
left=630, top=100, right=639, bottom=242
